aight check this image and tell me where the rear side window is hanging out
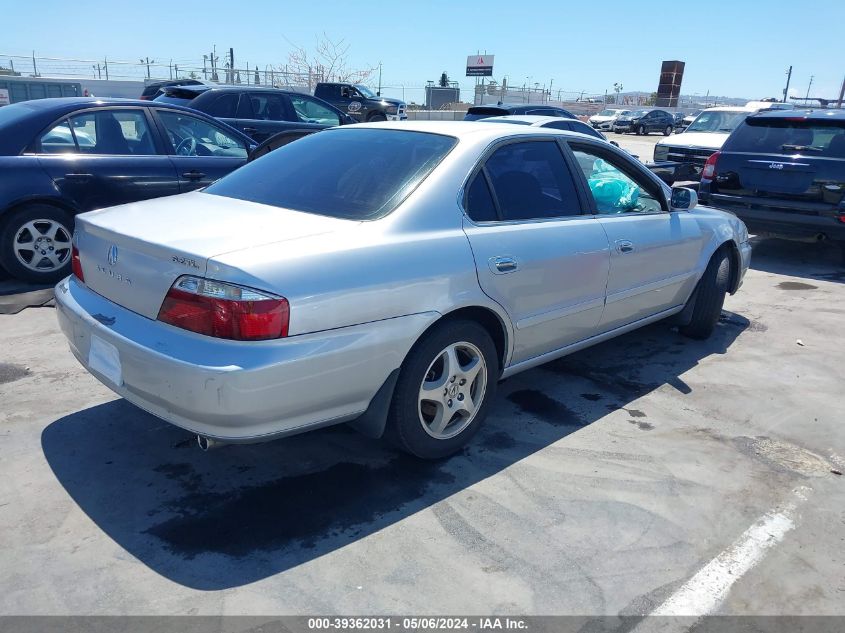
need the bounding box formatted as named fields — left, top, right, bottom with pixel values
left=725, top=118, right=845, bottom=158
left=205, top=128, right=457, bottom=219
left=205, top=93, right=239, bottom=118
left=465, top=173, right=498, bottom=222
left=484, top=141, right=581, bottom=220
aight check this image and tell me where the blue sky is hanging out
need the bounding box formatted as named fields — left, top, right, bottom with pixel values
left=2, top=0, right=841, bottom=104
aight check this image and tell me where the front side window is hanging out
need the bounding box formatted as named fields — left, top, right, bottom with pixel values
left=157, top=110, right=247, bottom=158
left=570, top=145, right=664, bottom=214
left=354, top=85, right=377, bottom=98
left=205, top=128, right=456, bottom=219
left=63, top=110, right=153, bottom=155
left=290, top=95, right=341, bottom=126
left=483, top=141, right=581, bottom=221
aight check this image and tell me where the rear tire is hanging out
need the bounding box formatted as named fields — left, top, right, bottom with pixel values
left=679, top=248, right=731, bottom=340
left=664, top=125, right=673, bottom=136
left=386, top=320, right=498, bottom=459
left=0, top=204, right=74, bottom=284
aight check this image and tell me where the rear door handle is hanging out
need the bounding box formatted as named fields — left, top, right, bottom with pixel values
left=615, top=240, right=635, bottom=254
left=242, top=127, right=258, bottom=134
left=181, top=171, right=206, bottom=181
left=490, top=256, right=518, bottom=274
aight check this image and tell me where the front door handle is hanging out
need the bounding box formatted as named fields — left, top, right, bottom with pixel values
left=64, top=173, right=93, bottom=182
left=242, top=127, right=258, bottom=134
left=490, top=256, right=518, bottom=274
left=615, top=239, right=635, bottom=254
left=181, top=171, right=206, bottom=181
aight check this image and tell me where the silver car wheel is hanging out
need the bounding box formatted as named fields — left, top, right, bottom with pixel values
left=418, top=341, right=487, bottom=440
left=13, top=219, right=72, bottom=273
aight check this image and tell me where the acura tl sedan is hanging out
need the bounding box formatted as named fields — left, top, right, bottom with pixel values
left=56, top=122, right=751, bottom=459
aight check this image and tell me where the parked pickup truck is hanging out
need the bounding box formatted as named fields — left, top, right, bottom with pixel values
left=314, top=83, right=407, bottom=122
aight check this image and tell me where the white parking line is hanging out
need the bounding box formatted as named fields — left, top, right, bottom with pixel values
left=634, top=487, right=811, bottom=631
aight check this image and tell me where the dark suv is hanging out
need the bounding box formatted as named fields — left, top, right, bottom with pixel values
left=699, top=110, right=845, bottom=248
left=613, top=109, right=675, bottom=135
left=155, top=85, right=352, bottom=142
left=463, top=103, right=576, bottom=121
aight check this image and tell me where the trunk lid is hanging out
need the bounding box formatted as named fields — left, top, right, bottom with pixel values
left=75, top=191, right=358, bottom=319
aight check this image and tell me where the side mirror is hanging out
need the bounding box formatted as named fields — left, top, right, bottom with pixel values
left=671, top=187, right=698, bottom=211
left=610, top=140, right=619, bottom=147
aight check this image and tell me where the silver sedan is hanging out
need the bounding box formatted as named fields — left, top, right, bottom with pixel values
left=56, top=121, right=751, bottom=459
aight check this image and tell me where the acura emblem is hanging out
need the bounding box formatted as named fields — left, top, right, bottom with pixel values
left=107, top=245, right=119, bottom=266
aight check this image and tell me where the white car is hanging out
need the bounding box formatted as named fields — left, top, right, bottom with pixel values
left=588, top=108, right=630, bottom=131
left=653, top=102, right=795, bottom=181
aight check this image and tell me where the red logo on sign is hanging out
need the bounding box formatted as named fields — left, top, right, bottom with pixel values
left=477, top=57, right=484, bottom=64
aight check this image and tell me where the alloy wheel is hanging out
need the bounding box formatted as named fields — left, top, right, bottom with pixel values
left=13, top=218, right=72, bottom=273
left=418, top=341, right=487, bottom=440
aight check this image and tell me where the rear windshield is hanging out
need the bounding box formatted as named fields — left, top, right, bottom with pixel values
left=205, top=128, right=457, bottom=219
left=724, top=118, right=845, bottom=157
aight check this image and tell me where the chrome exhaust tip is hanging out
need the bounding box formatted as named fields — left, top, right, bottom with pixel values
left=197, top=435, right=223, bottom=451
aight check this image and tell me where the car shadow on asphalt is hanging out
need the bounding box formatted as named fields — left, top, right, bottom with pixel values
left=41, top=315, right=748, bottom=590
left=749, top=236, right=844, bottom=284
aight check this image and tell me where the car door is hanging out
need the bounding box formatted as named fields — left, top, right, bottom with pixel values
left=222, top=92, right=300, bottom=142
left=461, top=138, right=611, bottom=364
left=35, top=107, right=180, bottom=212
left=566, top=141, right=705, bottom=332
left=153, top=108, right=248, bottom=191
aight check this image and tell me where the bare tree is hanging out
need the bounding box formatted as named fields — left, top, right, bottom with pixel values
left=278, top=33, right=378, bottom=90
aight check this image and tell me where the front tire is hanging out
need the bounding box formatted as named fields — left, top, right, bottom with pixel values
left=386, top=320, right=498, bottom=459
left=0, top=204, right=74, bottom=284
left=637, top=125, right=646, bottom=136
left=679, top=248, right=731, bottom=340
left=367, top=112, right=387, bottom=122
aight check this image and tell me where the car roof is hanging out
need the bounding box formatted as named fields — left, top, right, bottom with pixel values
left=174, top=85, right=306, bottom=95
left=746, top=108, right=845, bottom=121
left=479, top=115, right=585, bottom=126
left=340, top=120, right=607, bottom=143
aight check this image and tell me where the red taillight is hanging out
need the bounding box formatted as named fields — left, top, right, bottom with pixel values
left=701, top=151, right=720, bottom=181
left=71, top=245, right=84, bottom=281
left=157, top=276, right=289, bottom=341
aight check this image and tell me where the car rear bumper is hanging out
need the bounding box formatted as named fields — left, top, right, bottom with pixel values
left=700, top=195, right=845, bottom=241
left=55, top=277, right=437, bottom=443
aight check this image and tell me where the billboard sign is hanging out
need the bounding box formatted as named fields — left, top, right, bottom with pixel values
left=656, top=60, right=685, bottom=108
left=466, top=55, right=494, bottom=77
left=0, top=88, right=9, bottom=106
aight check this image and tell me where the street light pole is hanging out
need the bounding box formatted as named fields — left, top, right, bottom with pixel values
left=805, top=75, right=814, bottom=100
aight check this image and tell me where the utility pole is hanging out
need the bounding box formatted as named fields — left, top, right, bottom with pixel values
left=783, top=65, right=792, bottom=103
left=377, top=62, right=382, bottom=96
left=805, top=75, right=814, bottom=100
left=104, top=57, right=108, bottom=80
left=140, top=57, right=154, bottom=79
left=838, top=75, right=845, bottom=109
left=230, top=48, right=235, bottom=83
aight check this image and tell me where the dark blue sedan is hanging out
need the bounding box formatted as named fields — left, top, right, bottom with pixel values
left=0, top=97, right=254, bottom=282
